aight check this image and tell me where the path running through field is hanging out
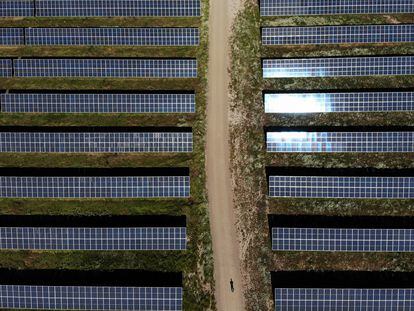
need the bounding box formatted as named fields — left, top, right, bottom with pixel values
left=206, top=0, right=245, bottom=309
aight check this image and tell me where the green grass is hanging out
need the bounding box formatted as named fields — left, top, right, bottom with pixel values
left=230, top=1, right=414, bottom=310
left=266, top=153, right=414, bottom=169
left=0, top=153, right=192, bottom=168
left=0, top=1, right=215, bottom=309
left=0, top=46, right=197, bottom=58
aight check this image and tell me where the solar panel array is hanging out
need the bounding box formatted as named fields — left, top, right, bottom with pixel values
left=274, top=288, right=414, bottom=310
left=0, top=27, right=199, bottom=46
left=0, top=0, right=34, bottom=17
left=0, top=176, right=190, bottom=198
left=0, top=28, right=24, bottom=45
left=0, top=132, right=193, bottom=153
left=272, top=227, right=414, bottom=252
left=262, top=24, right=414, bottom=45
left=264, top=91, right=414, bottom=113
left=262, top=56, right=414, bottom=78
left=260, top=0, right=414, bottom=16
left=0, top=0, right=200, bottom=17
left=0, top=93, right=196, bottom=113
left=0, top=285, right=183, bottom=310
left=269, top=176, right=414, bottom=199
left=0, top=227, right=186, bottom=251
left=13, top=59, right=197, bottom=78
left=266, top=131, right=414, bottom=153
left=0, top=59, right=12, bottom=77
left=37, top=0, right=201, bottom=17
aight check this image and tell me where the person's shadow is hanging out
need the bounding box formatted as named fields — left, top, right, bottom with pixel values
left=230, top=279, right=234, bottom=292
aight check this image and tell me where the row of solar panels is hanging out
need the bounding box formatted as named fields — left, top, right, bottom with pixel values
left=275, top=288, right=413, bottom=310
left=0, top=27, right=199, bottom=46
left=269, top=175, right=414, bottom=199
left=0, top=285, right=183, bottom=310
left=264, top=91, right=414, bottom=113
left=273, top=227, right=414, bottom=252
left=260, top=0, right=414, bottom=16
left=2, top=91, right=414, bottom=114
left=262, top=24, right=414, bottom=45
left=0, top=227, right=186, bottom=251
left=0, top=0, right=200, bottom=17
left=271, top=216, right=414, bottom=252
left=1, top=174, right=413, bottom=199
left=0, top=56, right=414, bottom=78
left=266, top=131, right=414, bottom=153
left=0, top=59, right=197, bottom=78
left=0, top=131, right=193, bottom=153
left=0, top=92, right=196, bottom=113
left=0, top=175, right=190, bottom=198
left=262, top=56, right=414, bottom=78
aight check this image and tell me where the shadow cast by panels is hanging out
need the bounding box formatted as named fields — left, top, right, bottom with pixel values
left=0, top=126, right=193, bottom=133
left=0, top=269, right=182, bottom=287
left=268, top=214, right=414, bottom=229
left=271, top=271, right=414, bottom=290
left=0, top=215, right=186, bottom=227
left=0, top=167, right=190, bottom=176
left=266, top=167, right=414, bottom=178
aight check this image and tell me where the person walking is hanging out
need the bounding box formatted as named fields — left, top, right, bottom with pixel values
left=230, top=279, right=234, bottom=292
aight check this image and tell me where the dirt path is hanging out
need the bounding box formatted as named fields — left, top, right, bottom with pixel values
left=206, top=0, right=245, bottom=310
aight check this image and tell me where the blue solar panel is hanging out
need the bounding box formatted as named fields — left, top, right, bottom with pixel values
left=263, top=56, right=414, bottom=78
left=0, top=28, right=24, bottom=45
left=14, top=59, right=197, bottom=78
left=37, top=0, right=201, bottom=17
left=262, top=25, right=414, bottom=45
left=26, top=27, right=199, bottom=46
left=269, top=176, right=414, bottom=199
left=0, top=227, right=186, bottom=250
left=264, top=91, right=414, bottom=113
left=275, top=288, right=414, bottom=310
left=261, top=0, right=414, bottom=16
left=1, top=93, right=196, bottom=113
left=272, top=227, right=414, bottom=252
left=0, top=1, right=34, bottom=17
left=0, top=176, right=190, bottom=198
left=0, top=132, right=193, bottom=153
left=0, top=59, right=12, bottom=77
left=0, top=285, right=183, bottom=310
left=266, top=131, right=414, bottom=153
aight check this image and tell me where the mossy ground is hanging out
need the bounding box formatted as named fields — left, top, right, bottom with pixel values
left=0, top=1, right=215, bottom=310
left=230, top=1, right=414, bottom=310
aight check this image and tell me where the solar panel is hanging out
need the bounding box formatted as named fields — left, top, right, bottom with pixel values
left=37, top=0, right=201, bottom=17
left=263, top=56, right=414, bottom=78
left=0, top=176, right=190, bottom=198
left=266, top=131, right=414, bottom=153
left=269, top=176, right=414, bottom=199
left=264, top=91, right=414, bottom=113
left=0, top=132, right=193, bottom=153
left=26, top=27, right=199, bottom=46
left=0, top=285, right=183, bottom=310
left=275, top=288, right=414, bottom=310
left=272, top=227, right=414, bottom=252
left=14, top=59, right=197, bottom=78
left=262, top=24, right=414, bottom=45
left=0, top=59, right=12, bottom=77
left=1, top=93, right=196, bottom=113
left=261, top=0, right=414, bottom=16
left=0, top=28, right=24, bottom=45
left=0, top=0, right=34, bottom=17
left=0, top=227, right=186, bottom=250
